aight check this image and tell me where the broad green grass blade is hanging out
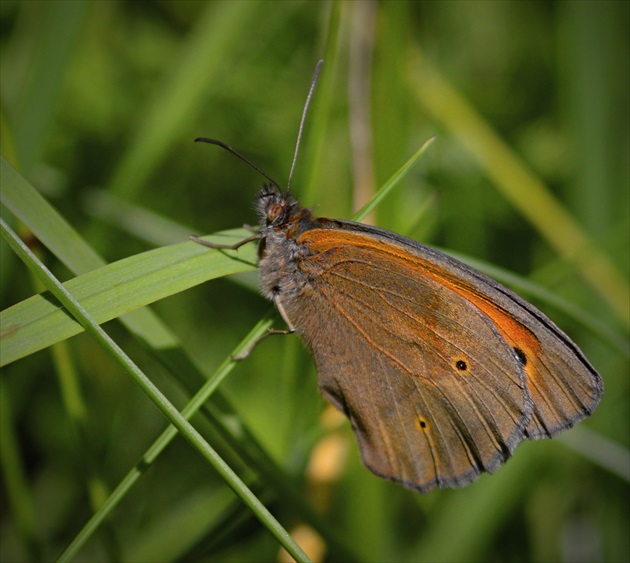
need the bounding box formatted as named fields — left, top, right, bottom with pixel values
left=0, top=229, right=255, bottom=367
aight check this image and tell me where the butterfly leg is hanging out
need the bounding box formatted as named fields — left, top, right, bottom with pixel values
left=190, top=232, right=260, bottom=250
left=232, top=297, right=296, bottom=360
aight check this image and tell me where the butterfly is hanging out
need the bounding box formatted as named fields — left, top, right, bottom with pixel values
left=192, top=62, right=603, bottom=492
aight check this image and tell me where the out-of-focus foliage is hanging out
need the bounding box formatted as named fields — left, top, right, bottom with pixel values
left=1, top=1, right=628, bottom=562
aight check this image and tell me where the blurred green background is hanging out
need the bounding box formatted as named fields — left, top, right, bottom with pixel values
left=1, top=1, right=628, bottom=562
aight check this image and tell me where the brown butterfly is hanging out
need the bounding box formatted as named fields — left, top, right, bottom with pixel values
left=192, top=63, right=603, bottom=493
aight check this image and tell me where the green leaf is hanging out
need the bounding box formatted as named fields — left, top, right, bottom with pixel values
left=0, top=230, right=255, bottom=367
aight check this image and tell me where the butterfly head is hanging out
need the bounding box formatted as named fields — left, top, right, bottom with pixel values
left=255, top=184, right=309, bottom=231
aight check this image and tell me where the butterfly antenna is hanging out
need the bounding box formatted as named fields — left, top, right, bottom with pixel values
left=287, top=59, right=324, bottom=193
left=194, top=137, right=281, bottom=189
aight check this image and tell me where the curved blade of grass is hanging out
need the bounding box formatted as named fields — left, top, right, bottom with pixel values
left=1, top=218, right=309, bottom=563
left=409, top=47, right=630, bottom=327
left=0, top=229, right=255, bottom=367
left=353, top=136, right=435, bottom=222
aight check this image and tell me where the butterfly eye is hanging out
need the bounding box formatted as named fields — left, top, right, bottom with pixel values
left=267, top=203, right=283, bottom=224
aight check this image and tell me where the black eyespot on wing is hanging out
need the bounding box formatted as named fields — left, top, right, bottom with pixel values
left=513, top=347, right=527, bottom=366
left=455, top=359, right=467, bottom=371
left=416, top=417, right=428, bottom=430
